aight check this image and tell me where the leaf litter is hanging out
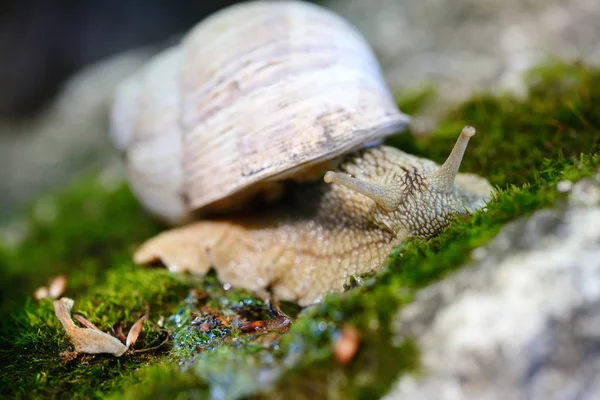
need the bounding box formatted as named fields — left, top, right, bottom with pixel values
left=53, top=297, right=168, bottom=358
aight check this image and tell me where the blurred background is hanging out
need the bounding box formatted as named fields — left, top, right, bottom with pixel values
left=1, top=0, right=599, bottom=222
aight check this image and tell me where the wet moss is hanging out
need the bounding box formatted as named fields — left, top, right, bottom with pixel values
left=1, top=60, right=599, bottom=399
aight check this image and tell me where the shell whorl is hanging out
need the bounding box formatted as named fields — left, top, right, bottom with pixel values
left=110, top=0, right=410, bottom=224
left=111, top=47, right=187, bottom=224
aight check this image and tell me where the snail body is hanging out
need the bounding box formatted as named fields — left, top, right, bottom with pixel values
left=111, top=1, right=493, bottom=305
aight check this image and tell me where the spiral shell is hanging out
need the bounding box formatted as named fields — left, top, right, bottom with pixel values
left=110, top=1, right=410, bottom=224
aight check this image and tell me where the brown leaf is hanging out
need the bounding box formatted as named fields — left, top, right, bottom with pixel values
left=126, top=315, right=146, bottom=348
left=239, top=320, right=268, bottom=333
left=266, top=315, right=292, bottom=333
left=73, top=314, right=101, bottom=331
left=111, top=322, right=127, bottom=342
left=239, top=315, right=292, bottom=334
left=334, top=326, right=361, bottom=365
left=198, top=322, right=214, bottom=332
left=53, top=298, right=128, bottom=357
left=189, top=289, right=207, bottom=301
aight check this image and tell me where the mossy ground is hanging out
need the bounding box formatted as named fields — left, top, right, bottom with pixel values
left=1, top=61, right=599, bottom=399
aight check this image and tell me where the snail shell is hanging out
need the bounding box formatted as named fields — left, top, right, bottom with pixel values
left=110, top=0, right=410, bottom=224
left=111, top=1, right=494, bottom=306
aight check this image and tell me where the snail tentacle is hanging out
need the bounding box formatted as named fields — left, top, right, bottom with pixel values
left=324, top=171, right=403, bottom=211
left=431, top=125, right=476, bottom=192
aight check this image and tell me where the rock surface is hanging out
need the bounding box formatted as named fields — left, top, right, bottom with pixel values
left=384, top=178, right=600, bottom=400
left=328, top=0, right=600, bottom=95
left=327, top=0, right=600, bottom=130
left=0, top=50, right=154, bottom=220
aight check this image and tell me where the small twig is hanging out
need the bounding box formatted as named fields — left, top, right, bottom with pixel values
left=131, top=331, right=172, bottom=354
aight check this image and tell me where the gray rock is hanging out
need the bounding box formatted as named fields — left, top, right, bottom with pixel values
left=0, top=49, right=155, bottom=220
left=384, top=179, right=600, bottom=400
left=326, top=0, right=600, bottom=131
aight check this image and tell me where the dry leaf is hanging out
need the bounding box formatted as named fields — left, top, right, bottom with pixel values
left=111, top=322, right=127, bottom=342
left=239, top=319, right=268, bottom=333
left=34, top=274, right=68, bottom=301
left=54, top=298, right=167, bottom=357
left=126, top=316, right=146, bottom=348
left=53, top=298, right=128, bottom=357
left=34, top=286, right=49, bottom=300
left=48, top=275, right=67, bottom=298
left=189, top=289, right=207, bottom=301
left=73, top=314, right=100, bottom=330
left=334, top=326, right=361, bottom=365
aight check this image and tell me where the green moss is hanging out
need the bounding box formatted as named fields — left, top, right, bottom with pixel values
left=0, top=178, right=190, bottom=398
left=395, top=84, right=437, bottom=116
left=115, top=156, right=598, bottom=400
left=0, top=180, right=164, bottom=315
left=1, top=61, right=599, bottom=399
left=395, top=61, right=600, bottom=188
left=0, top=266, right=190, bottom=398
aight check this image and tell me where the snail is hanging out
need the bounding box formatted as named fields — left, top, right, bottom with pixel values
left=110, top=1, right=494, bottom=306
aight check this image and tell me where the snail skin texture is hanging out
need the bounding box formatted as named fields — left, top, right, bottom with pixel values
left=111, top=1, right=494, bottom=305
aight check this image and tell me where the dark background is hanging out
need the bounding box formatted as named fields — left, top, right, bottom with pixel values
left=0, top=0, right=242, bottom=119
